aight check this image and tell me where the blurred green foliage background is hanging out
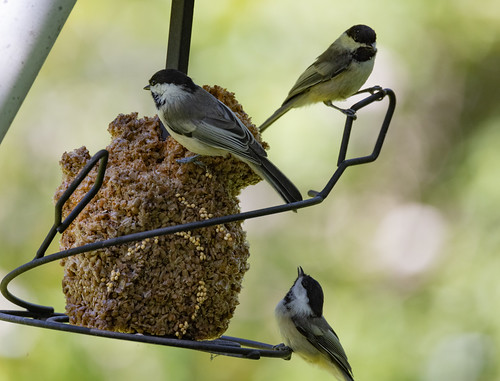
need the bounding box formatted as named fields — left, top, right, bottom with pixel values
left=1, top=0, right=500, bottom=380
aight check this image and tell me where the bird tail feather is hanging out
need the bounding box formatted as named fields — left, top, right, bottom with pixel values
left=258, top=104, right=291, bottom=133
left=248, top=159, right=302, bottom=204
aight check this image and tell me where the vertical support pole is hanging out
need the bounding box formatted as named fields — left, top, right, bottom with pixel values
left=165, top=0, right=195, bottom=74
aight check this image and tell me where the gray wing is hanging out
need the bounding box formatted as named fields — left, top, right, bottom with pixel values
left=198, top=100, right=302, bottom=203
left=293, top=316, right=354, bottom=380
left=166, top=88, right=302, bottom=203
left=283, top=46, right=352, bottom=105
left=188, top=91, right=266, bottom=165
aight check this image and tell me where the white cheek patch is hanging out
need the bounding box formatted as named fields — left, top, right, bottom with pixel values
left=154, top=83, right=191, bottom=107
left=289, top=280, right=313, bottom=316
left=339, top=33, right=361, bottom=51
left=340, top=33, right=375, bottom=51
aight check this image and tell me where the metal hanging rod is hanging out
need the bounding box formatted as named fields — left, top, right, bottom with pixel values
left=166, top=0, right=195, bottom=73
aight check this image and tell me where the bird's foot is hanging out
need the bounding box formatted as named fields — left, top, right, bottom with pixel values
left=273, top=343, right=290, bottom=351
left=341, top=108, right=357, bottom=119
left=273, top=343, right=292, bottom=360
left=323, top=101, right=357, bottom=120
left=176, top=154, right=205, bottom=167
left=355, top=85, right=383, bottom=95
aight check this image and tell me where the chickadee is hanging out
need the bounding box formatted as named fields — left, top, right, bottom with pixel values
left=259, top=24, right=377, bottom=132
left=144, top=69, right=302, bottom=204
left=275, top=267, right=354, bottom=381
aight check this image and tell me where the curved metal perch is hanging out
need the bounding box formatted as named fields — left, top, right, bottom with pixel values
left=0, top=88, right=396, bottom=360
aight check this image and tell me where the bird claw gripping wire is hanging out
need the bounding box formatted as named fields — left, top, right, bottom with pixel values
left=323, top=100, right=358, bottom=120
left=356, top=85, right=383, bottom=96
left=273, top=343, right=293, bottom=360
left=323, top=85, right=385, bottom=120
left=0, top=87, right=395, bottom=359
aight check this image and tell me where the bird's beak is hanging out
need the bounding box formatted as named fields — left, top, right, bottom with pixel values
left=143, top=85, right=150, bottom=91
left=298, top=266, right=304, bottom=276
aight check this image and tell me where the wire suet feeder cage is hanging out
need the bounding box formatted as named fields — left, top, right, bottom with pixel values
left=0, top=0, right=396, bottom=361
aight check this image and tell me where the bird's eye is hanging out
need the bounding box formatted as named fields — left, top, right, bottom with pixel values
left=150, top=80, right=156, bottom=86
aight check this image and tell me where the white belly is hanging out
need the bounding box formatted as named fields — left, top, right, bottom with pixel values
left=160, top=116, right=228, bottom=157
left=298, top=59, right=375, bottom=106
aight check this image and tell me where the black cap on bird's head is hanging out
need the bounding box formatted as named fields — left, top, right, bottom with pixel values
left=346, top=24, right=376, bottom=45
left=296, top=266, right=324, bottom=317
left=144, top=69, right=198, bottom=92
